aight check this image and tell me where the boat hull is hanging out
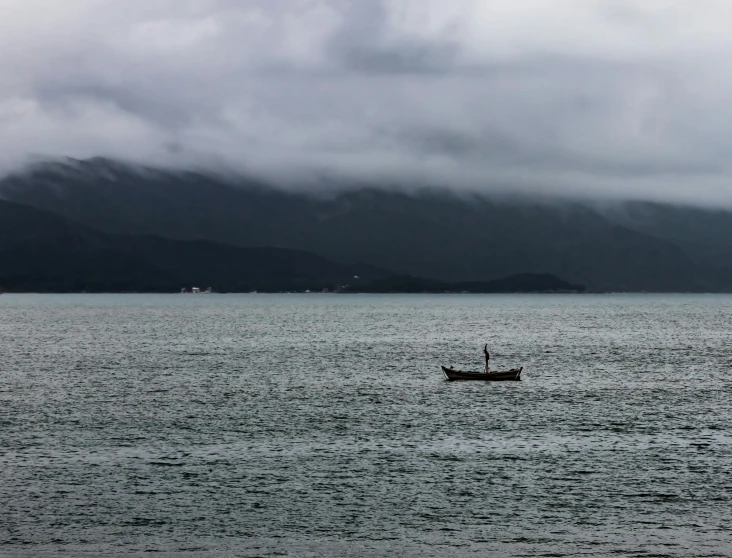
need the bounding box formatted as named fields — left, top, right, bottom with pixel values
left=442, top=365, right=522, bottom=381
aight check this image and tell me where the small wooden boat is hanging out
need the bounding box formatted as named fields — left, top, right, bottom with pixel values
left=442, top=365, right=523, bottom=381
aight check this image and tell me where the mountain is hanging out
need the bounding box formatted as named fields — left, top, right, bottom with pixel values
left=0, top=199, right=388, bottom=292
left=2, top=157, right=732, bottom=292
left=350, top=273, right=584, bottom=293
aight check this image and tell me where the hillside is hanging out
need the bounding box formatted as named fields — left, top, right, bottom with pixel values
left=349, top=273, right=584, bottom=293
left=2, top=158, right=732, bottom=291
left=0, top=199, right=388, bottom=292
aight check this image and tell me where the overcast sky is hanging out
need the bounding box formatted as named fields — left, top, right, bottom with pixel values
left=2, top=0, right=732, bottom=204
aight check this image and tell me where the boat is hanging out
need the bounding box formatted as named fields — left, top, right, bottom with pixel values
left=441, top=365, right=523, bottom=381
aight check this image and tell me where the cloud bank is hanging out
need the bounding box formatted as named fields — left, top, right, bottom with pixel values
left=2, top=0, right=732, bottom=204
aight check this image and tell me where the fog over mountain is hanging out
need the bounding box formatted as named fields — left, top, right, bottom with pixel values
left=3, top=1, right=732, bottom=205
left=4, top=157, right=732, bottom=292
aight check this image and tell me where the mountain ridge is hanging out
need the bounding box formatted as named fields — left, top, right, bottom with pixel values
left=1, top=198, right=580, bottom=294
left=2, top=158, right=732, bottom=292
left=0, top=198, right=389, bottom=292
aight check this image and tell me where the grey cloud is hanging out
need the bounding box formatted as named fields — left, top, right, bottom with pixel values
left=337, top=40, right=459, bottom=75
left=329, top=2, right=459, bottom=75
left=2, top=0, right=732, bottom=205
left=34, top=84, right=194, bottom=130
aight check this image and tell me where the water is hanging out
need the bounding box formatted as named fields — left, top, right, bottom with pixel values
left=1, top=294, right=731, bottom=557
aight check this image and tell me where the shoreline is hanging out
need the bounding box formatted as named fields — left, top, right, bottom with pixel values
left=1, top=290, right=726, bottom=295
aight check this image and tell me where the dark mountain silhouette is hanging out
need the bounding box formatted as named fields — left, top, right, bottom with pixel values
left=2, top=157, right=732, bottom=291
left=350, top=273, right=584, bottom=293
left=0, top=198, right=578, bottom=293
left=0, top=199, right=389, bottom=292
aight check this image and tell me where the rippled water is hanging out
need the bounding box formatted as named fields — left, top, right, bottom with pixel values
left=1, top=294, right=731, bottom=557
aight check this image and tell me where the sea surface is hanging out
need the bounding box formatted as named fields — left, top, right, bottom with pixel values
left=1, top=293, right=731, bottom=557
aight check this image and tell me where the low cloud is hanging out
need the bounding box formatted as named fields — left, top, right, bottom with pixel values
left=2, top=0, right=732, bottom=205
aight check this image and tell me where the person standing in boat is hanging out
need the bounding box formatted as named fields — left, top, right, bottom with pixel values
left=483, top=344, right=490, bottom=373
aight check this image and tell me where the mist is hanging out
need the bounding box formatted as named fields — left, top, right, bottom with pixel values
left=3, top=0, right=732, bottom=205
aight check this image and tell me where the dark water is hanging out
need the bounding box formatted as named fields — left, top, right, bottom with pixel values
left=1, top=294, right=731, bottom=557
